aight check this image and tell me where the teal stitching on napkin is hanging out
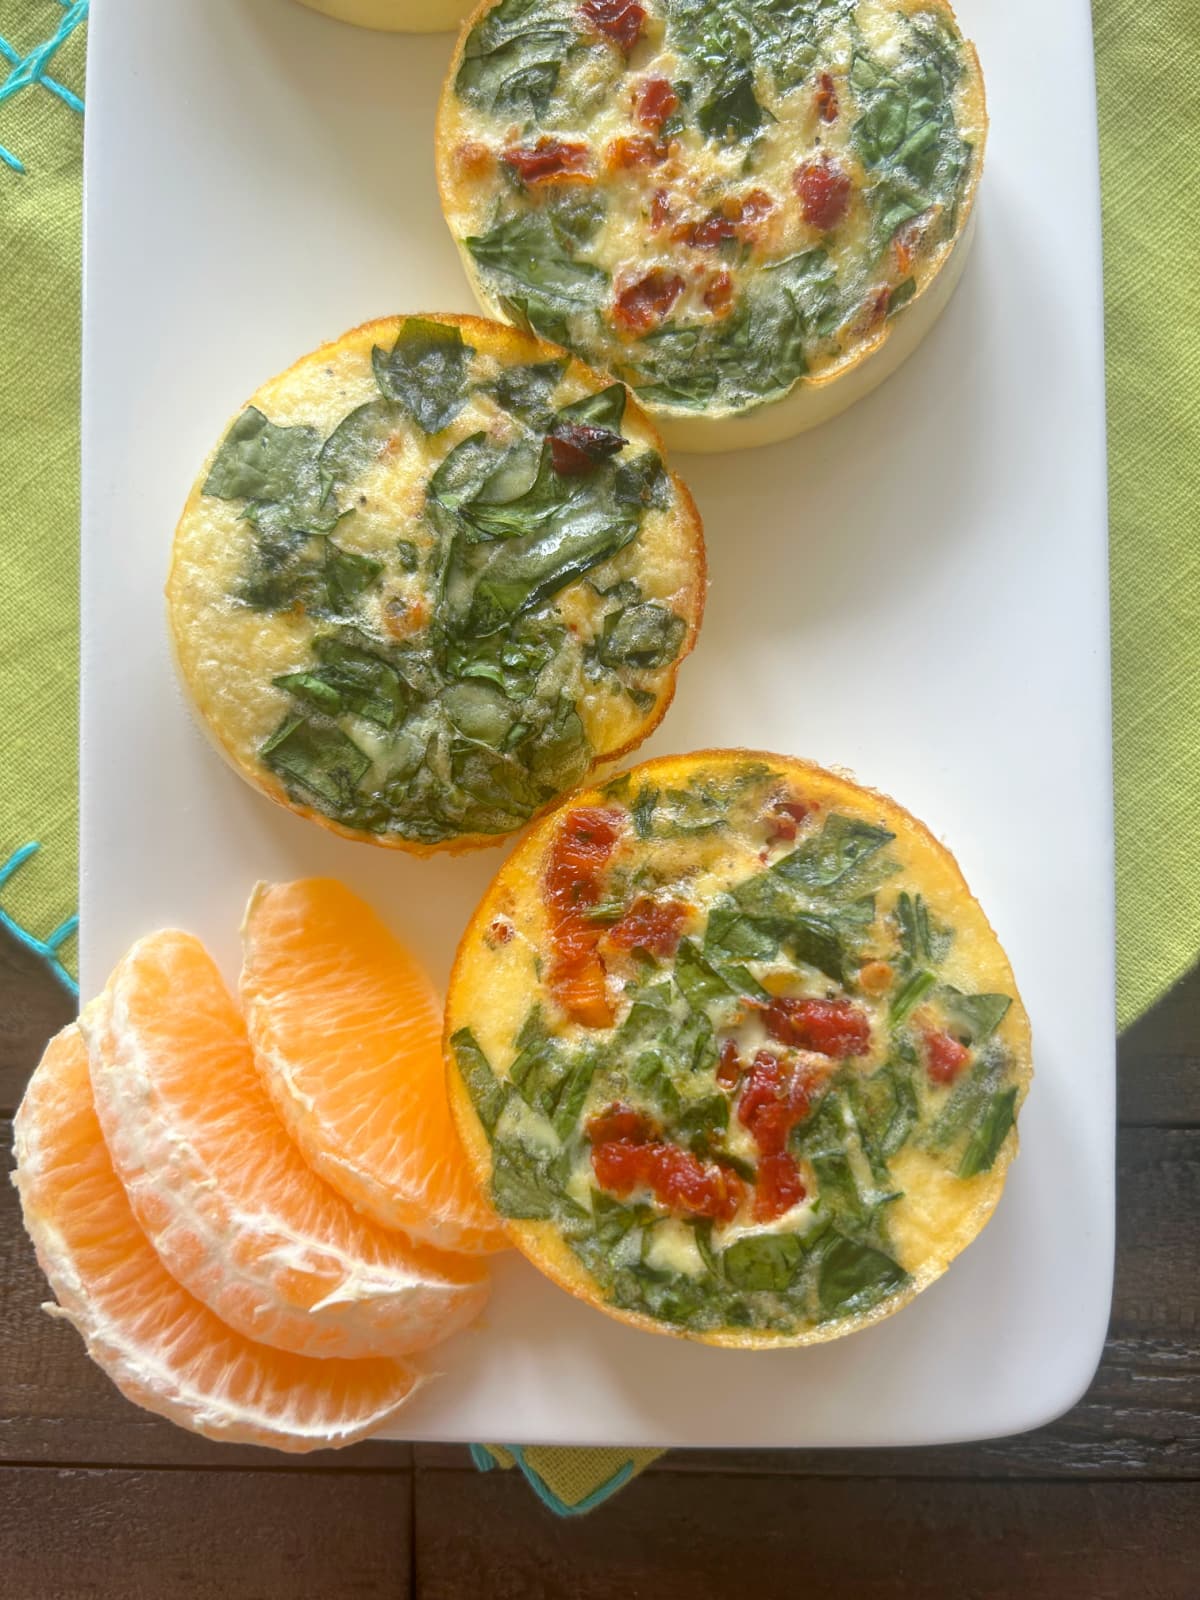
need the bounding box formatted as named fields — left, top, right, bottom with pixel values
left=0, top=1, right=87, bottom=173
left=0, top=844, right=79, bottom=995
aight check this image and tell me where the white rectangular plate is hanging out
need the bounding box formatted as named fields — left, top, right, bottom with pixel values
left=81, top=0, right=1114, bottom=1448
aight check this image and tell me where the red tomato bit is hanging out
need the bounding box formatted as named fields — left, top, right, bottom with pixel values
left=794, top=155, right=851, bottom=231
left=613, top=269, right=685, bottom=331
left=815, top=71, right=839, bottom=122
left=765, top=796, right=813, bottom=844
left=591, top=1137, right=745, bottom=1223
left=637, top=76, right=679, bottom=130
left=924, top=1029, right=971, bottom=1085
left=502, top=138, right=590, bottom=185
left=761, top=997, right=871, bottom=1059
left=754, top=1151, right=807, bottom=1222
left=607, top=134, right=668, bottom=171
left=580, top=0, right=645, bottom=51
left=548, top=420, right=625, bottom=476
left=605, top=897, right=688, bottom=958
left=587, top=1103, right=652, bottom=1145
left=737, top=1050, right=813, bottom=1155
left=716, top=1038, right=743, bottom=1088
left=703, top=269, right=734, bottom=316
left=544, top=807, right=624, bottom=1028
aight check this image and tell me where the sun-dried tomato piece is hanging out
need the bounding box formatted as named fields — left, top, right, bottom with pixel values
left=580, top=0, right=645, bottom=51
left=765, top=797, right=813, bottom=844
left=754, top=1151, right=807, bottom=1222
left=613, top=269, right=685, bottom=332
left=607, top=134, right=668, bottom=171
left=502, top=138, right=590, bottom=186
left=924, top=1029, right=971, bottom=1085
left=815, top=71, right=839, bottom=123
left=637, top=76, right=679, bottom=131
left=544, top=808, right=623, bottom=1027
left=587, top=1104, right=652, bottom=1145
left=548, top=420, right=625, bottom=476
left=703, top=270, right=734, bottom=316
left=795, top=155, right=851, bottom=230
left=736, top=188, right=775, bottom=225
left=676, top=211, right=736, bottom=249
left=605, top=897, right=688, bottom=957
left=761, top=997, right=871, bottom=1059
left=716, top=1038, right=742, bottom=1088
left=737, top=1051, right=813, bottom=1157
left=591, top=1138, right=745, bottom=1223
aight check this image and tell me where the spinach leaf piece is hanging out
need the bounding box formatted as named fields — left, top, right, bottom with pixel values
left=455, top=0, right=573, bottom=118
left=890, top=968, right=936, bottom=1026
left=817, top=1232, right=908, bottom=1319
left=484, top=359, right=568, bottom=421
left=203, top=407, right=323, bottom=508
left=674, top=939, right=737, bottom=1012
left=938, top=987, right=1012, bottom=1044
left=273, top=632, right=406, bottom=730
left=558, top=383, right=626, bottom=434
left=958, top=1087, right=1018, bottom=1178
left=260, top=715, right=370, bottom=812
left=371, top=318, right=473, bottom=435
left=926, top=1053, right=1009, bottom=1153
left=723, top=1233, right=803, bottom=1292
left=449, top=1027, right=509, bottom=1136
left=318, top=397, right=401, bottom=490
left=631, top=784, right=658, bottom=838
left=490, top=1137, right=578, bottom=1221
left=597, top=603, right=687, bottom=671
left=774, top=814, right=896, bottom=895
left=466, top=213, right=607, bottom=320
left=895, top=890, right=951, bottom=970
left=452, top=466, right=644, bottom=637
left=677, top=1093, right=730, bottom=1153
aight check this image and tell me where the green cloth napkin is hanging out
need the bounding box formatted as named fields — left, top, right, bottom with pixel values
left=2, top=0, right=1197, bottom=1515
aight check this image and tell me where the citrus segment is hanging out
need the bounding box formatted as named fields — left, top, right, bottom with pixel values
left=13, top=1026, right=424, bottom=1451
left=240, top=879, right=505, bottom=1254
left=83, top=931, right=489, bottom=1359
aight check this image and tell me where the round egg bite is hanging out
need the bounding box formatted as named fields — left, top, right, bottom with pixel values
left=437, top=0, right=986, bottom=452
left=446, top=750, right=1032, bottom=1347
left=167, top=315, right=704, bottom=853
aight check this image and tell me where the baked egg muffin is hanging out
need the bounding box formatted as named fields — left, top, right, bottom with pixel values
left=167, top=315, right=704, bottom=853
left=446, top=750, right=1031, bottom=1346
left=437, top=0, right=986, bottom=451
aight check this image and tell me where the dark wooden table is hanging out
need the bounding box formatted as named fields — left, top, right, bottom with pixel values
left=1, top=925, right=1196, bottom=1599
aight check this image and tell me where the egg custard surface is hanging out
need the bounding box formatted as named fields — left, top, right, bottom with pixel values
left=446, top=750, right=1031, bottom=1346
left=167, top=315, right=703, bottom=853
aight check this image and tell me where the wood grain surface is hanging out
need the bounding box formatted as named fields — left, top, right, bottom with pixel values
left=0, top=924, right=1196, bottom=1597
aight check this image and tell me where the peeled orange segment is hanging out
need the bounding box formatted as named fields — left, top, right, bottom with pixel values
left=240, top=880, right=505, bottom=1255
left=13, top=1026, right=424, bottom=1452
left=83, top=932, right=489, bottom=1360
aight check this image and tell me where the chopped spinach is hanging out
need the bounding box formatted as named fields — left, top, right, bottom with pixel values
left=371, top=319, right=473, bottom=435
left=455, top=0, right=574, bottom=118
left=450, top=1027, right=509, bottom=1136
left=596, top=603, right=687, bottom=672
left=938, top=987, right=1012, bottom=1044
left=466, top=211, right=607, bottom=342
left=483, top=359, right=568, bottom=421
left=203, top=407, right=323, bottom=508
left=260, top=715, right=370, bottom=812
left=958, top=1087, right=1018, bottom=1178
left=723, top=1232, right=804, bottom=1292
left=817, top=1232, right=908, bottom=1319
